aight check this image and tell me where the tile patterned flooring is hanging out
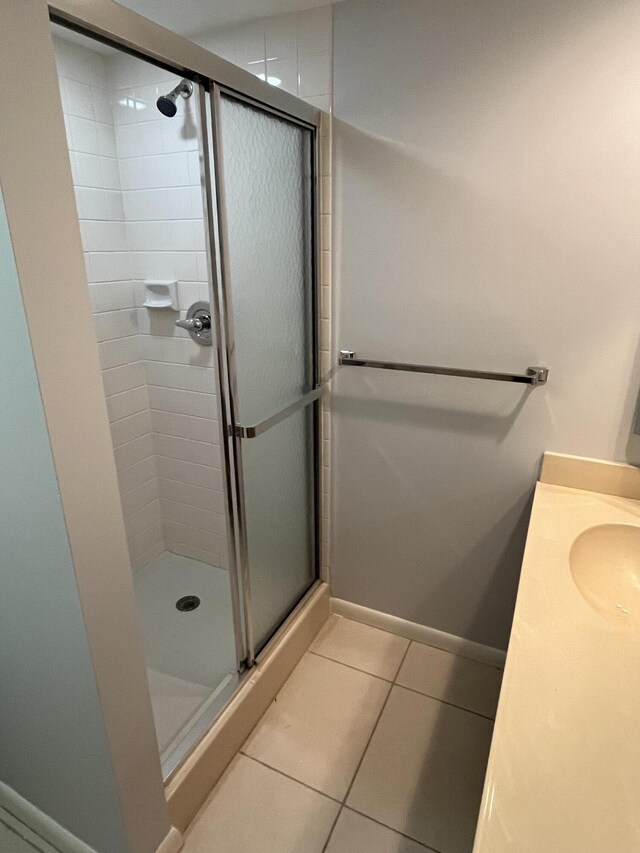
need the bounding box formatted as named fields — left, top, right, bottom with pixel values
left=182, top=614, right=503, bottom=853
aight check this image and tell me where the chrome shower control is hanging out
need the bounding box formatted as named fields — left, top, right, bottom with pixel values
left=175, top=301, right=212, bottom=346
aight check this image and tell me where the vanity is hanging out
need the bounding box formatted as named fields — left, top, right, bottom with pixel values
left=474, top=452, right=640, bottom=852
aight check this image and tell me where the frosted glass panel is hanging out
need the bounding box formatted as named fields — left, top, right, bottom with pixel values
left=219, top=95, right=313, bottom=426
left=218, top=94, right=317, bottom=650
left=242, top=407, right=315, bottom=650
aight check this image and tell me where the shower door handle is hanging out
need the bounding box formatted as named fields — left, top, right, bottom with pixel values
left=235, top=386, right=326, bottom=439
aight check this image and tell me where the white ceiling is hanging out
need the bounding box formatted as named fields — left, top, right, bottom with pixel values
left=117, top=0, right=335, bottom=36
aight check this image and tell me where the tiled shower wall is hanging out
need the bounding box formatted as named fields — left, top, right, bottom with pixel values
left=53, top=36, right=227, bottom=572
left=195, top=6, right=332, bottom=113
left=54, top=6, right=333, bottom=577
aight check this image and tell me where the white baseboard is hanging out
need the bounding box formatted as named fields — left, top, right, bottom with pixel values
left=0, top=781, right=96, bottom=853
left=156, top=826, right=183, bottom=853
left=330, top=598, right=506, bottom=669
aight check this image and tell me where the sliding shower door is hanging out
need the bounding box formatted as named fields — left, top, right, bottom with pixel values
left=212, top=89, right=318, bottom=658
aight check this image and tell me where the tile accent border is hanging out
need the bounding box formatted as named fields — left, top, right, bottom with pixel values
left=540, top=451, right=640, bottom=500
left=330, top=598, right=506, bottom=670
left=166, top=583, right=330, bottom=833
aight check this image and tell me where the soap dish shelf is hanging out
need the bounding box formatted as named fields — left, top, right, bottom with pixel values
left=143, top=279, right=178, bottom=310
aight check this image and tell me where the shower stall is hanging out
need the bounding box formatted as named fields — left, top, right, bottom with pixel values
left=50, top=14, right=322, bottom=779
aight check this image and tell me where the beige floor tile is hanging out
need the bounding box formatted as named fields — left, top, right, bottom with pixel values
left=326, top=808, right=432, bottom=852
left=310, top=615, right=410, bottom=680
left=182, top=754, right=339, bottom=853
left=242, top=652, right=390, bottom=800
left=347, top=686, right=493, bottom=853
left=396, top=642, right=503, bottom=718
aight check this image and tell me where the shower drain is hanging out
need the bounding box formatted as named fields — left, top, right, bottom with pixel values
left=176, top=595, right=201, bottom=612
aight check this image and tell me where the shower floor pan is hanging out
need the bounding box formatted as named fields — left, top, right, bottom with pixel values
left=133, top=551, right=238, bottom=769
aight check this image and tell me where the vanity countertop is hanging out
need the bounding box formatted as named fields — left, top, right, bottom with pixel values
left=474, top=453, right=640, bottom=853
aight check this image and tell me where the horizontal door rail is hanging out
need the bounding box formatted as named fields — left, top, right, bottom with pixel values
left=339, top=350, right=549, bottom=386
left=235, top=386, right=326, bottom=439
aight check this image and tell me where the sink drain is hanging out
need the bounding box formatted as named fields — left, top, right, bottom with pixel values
left=176, top=595, right=201, bottom=612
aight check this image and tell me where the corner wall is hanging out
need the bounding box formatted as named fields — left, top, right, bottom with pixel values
left=332, top=0, right=640, bottom=649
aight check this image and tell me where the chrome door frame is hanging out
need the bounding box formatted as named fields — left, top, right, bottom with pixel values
left=48, top=0, right=324, bottom=669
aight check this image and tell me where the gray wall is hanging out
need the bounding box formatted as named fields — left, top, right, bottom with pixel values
left=0, top=187, right=128, bottom=852
left=331, top=0, right=640, bottom=649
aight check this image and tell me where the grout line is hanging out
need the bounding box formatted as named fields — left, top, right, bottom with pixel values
left=392, top=636, right=413, bottom=682
left=307, top=649, right=394, bottom=683
left=391, top=682, right=497, bottom=722
left=340, top=681, right=394, bottom=807
left=321, top=803, right=343, bottom=853
left=342, top=806, right=441, bottom=852
left=239, top=754, right=342, bottom=805
left=147, top=384, right=215, bottom=396
left=116, top=452, right=154, bottom=475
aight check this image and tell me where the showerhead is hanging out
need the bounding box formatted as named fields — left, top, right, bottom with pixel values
left=156, top=79, right=193, bottom=117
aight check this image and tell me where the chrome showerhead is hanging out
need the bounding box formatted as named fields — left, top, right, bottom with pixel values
left=156, top=79, right=193, bottom=117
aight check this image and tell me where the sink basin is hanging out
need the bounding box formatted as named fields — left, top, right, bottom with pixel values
left=570, top=523, right=640, bottom=628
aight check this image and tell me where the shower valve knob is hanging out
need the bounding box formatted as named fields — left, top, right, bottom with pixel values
left=176, top=316, right=208, bottom=332
left=175, top=301, right=213, bottom=346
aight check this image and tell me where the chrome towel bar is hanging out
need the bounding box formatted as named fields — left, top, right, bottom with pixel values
left=339, top=351, right=549, bottom=386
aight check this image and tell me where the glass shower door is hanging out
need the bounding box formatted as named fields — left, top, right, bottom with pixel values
left=213, top=89, right=318, bottom=658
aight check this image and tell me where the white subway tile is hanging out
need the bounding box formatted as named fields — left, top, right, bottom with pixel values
left=82, top=220, right=128, bottom=252
left=298, top=51, right=331, bottom=98
left=106, top=385, right=148, bottom=422
left=98, top=337, right=138, bottom=370
left=65, top=78, right=94, bottom=120
left=89, top=281, right=129, bottom=313
left=77, top=186, right=109, bottom=220
left=101, top=157, right=121, bottom=190
left=155, top=433, right=218, bottom=467
left=235, top=21, right=266, bottom=66
left=265, top=13, right=297, bottom=60
left=131, top=541, right=165, bottom=572
left=297, top=6, right=332, bottom=53
left=102, top=355, right=144, bottom=398
left=110, top=409, right=152, bottom=448
left=125, top=499, right=162, bottom=539
left=150, top=410, right=219, bottom=444
left=136, top=334, right=163, bottom=361
left=156, top=456, right=221, bottom=490
left=120, top=478, right=160, bottom=516
left=160, top=498, right=219, bottom=533
left=160, top=335, right=213, bottom=367
left=147, top=385, right=216, bottom=418
left=114, top=432, right=155, bottom=471
left=161, top=115, right=199, bottom=154
left=92, top=88, right=113, bottom=123
left=115, top=123, right=139, bottom=158
left=92, top=309, right=137, bottom=342
left=137, top=121, right=165, bottom=157
left=321, top=214, right=331, bottom=251
left=163, top=521, right=218, bottom=555
left=165, top=541, right=217, bottom=567
left=118, top=455, right=158, bottom=494
left=266, top=58, right=298, bottom=95
left=68, top=116, right=100, bottom=154
left=129, top=520, right=164, bottom=560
